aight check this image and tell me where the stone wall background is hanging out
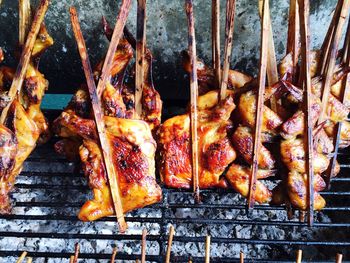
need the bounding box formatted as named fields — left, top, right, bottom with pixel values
left=0, top=0, right=341, bottom=99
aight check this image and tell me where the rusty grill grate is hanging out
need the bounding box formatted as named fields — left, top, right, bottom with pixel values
left=0, top=110, right=349, bottom=262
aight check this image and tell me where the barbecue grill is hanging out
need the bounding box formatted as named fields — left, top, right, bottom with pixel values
left=0, top=108, right=348, bottom=262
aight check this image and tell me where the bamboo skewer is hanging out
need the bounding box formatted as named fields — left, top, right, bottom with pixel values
left=317, top=0, right=350, bottom=125
left=327, top=16, right=350, bottom=187
left=185, top=0, right=200, bottom=202
left=336, top=253, right=343, bottom=263
left=298, top=0, right=314, bottom=226
left=135, top=0, right=147, bottom=118
left=16, top=252, right=27, bottom=263
left=141, top=229, right=147, bottom=263
left=247, top=0, right=269, bottom=209
left=26, top=258, right=32, bottom=263
left=205, top=235, right=211, bottom=263
left=0, top=0, right=49, bottom=125
left=69, top=7, right=127, bottom=232
left=220, top=0, right=236, bottom=100
left=110, top=247, right=117, bottom=263
left=19, top=0, right=32, bottom=46
left=95, top=0, right=132, bottom=98
left=287, top=0, right=300, bottom=75
left=165, top=225, right=175, bottom=263
left=258, top=0, right=279, bottom=111
left=73, top=243, right=80, bottom=263
left=212, top=0, right=221, bottom=88
left=296, top=249, right=302, bottom=263
left=240, top=251, right=244, bottom=263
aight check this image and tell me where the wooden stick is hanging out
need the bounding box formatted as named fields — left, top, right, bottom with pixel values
left=319, top=0, right=343, bottom=76
left=298, top=0, right=314, bottom=226
left=19, top=0, right=32, bottom=46
left=165, top=225, right=175, bottom=263
left=135, top=0, right=147, bottom=118
left=73, top=243, right=80, bottom=263
left=185, top=0, right=200, bottom=202
left=212, top=0, right=221, bottom=88
left=0, top=0, right=49, bottom=125
left=205, top=235, right=211, bottom=263
left=240, top=251, right=244, bottom=263
left=247, top=0, right=269, bottom=209
left=95, top=0, right=132, bottom=98
left=16, top=252, right=27, bottom=263
left=287, top=0, right=300, bottom=73
left=110, top=247, right=117, bottom=263
left=220, top=0, right=236, bottom=100
left=336, top=253, right=343, bottom=263
left=69, top=256, right=75, bottom=263
left=318, top=0, right=350, bottom=125
left=258, top=0, right=279, bottom=111
left=141, top=228, right=147, bottom=263
left=26, top=258, right=32, bottom=263
left=70, top=6, right=127, bottom=232
left=326, top=14, right=350, bottom=188
left=296, top=249, right=302, bottom=263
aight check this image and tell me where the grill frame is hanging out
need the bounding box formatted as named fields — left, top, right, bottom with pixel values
left=0, top=109, right=349, bottom=262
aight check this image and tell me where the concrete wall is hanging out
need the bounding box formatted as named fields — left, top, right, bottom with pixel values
left=0, top=0, right=340, bottom=99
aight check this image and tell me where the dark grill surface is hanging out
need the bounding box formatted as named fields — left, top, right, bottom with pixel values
left=0, top=138, right=349, bottom=262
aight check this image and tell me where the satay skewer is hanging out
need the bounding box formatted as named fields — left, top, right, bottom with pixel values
left=141, top=229, right=147, bottom=263
left=205, top=235, right=211, bottom=263
left=0, top=0, right=49, bottom=125
left=247, top=0, right=269, bottom=209
left=220, top=0, right=236, bottom=100
left=19, top=0, right=32, bottom=46
left=296, top=249, right=302, bottom=263
left=317, top=0, right=350, bottom=125
left=240, top=251, right=244, bottom=263
left=69, top=6, right=127, bottom=232
left=212, top=0, right=221, bottom=88
left=286, top=0, right=300, bottom=75
left=95, top=0, right=132, bottom=98
left=135, top=0, right=147, bottom=118
left=298, top=0, right=314, bottom=226
left=185, top=0, right=200, bottom=202
left=336, top=253, right=343, bottom=263
left=165, top=225, right=175, bottom=263
left=110, top=247, right=117, bottom=263
left=258, top=0, right=279, bottom=111
left=16, top=252, right=27, bottom=263
left=327, top=16, right=350, bottom=186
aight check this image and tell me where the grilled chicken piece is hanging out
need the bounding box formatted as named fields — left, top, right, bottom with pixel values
left=287, top=171, right=326, bottom=210
left=182, top=51, right=252, bottom=94
left=238, top=91, right=283, bottom=133
left=324, top=120, right=350, bottom=148
left=0, top=24, right=53, bottom=213
left=280, top=138, right=329, bottom=174
left=225, top=164, right=273, bottom=203
left=78, top=117, right=161, bottom=221
left=159, top=90, right=236, bottom=189
left=231, top=126, right=275, bottom=169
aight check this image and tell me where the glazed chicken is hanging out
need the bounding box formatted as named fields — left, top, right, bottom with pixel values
left=159, top=90, right=236, bottom=189
left=0, top=24, right=53, bottom=213
left=54, top=29, right=162, bottom=221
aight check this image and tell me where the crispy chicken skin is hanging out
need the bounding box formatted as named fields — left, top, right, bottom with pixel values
left=287, top=171, right=326, bottom=210
left=225, top=164, right=273, bottom=204
left=232, top=126, right=275, bottom=169
left=182, top=51, right=252, bottom=94
left=238, top=91, right=283, bottom=133
left=78, top=117, right=161, bottom=221
left=0, top=24, right=53, bottom=213
left=159, top=90, right=236, bottom=189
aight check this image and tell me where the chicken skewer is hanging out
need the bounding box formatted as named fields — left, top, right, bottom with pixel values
left=70, top=6, right=127, bottom=231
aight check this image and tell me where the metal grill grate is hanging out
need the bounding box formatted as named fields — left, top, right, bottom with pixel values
left=0, top=110, right=349, bottom=262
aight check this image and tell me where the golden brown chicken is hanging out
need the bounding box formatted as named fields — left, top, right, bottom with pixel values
left=159, top=90, right=236, bottom=189
left=0, top=24, right=53, bottom=213
left=54, top=31, right=163, bottom=221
